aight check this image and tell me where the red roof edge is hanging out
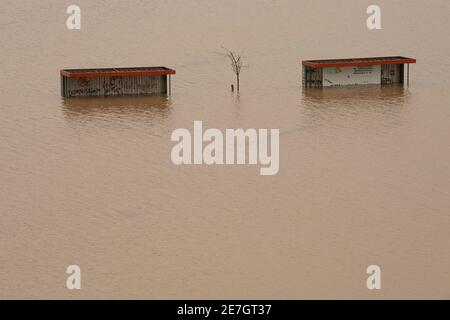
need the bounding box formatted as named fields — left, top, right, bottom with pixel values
left=302, top=57, right=416, bottom=69
left=60, top=67, right=176, bottom=78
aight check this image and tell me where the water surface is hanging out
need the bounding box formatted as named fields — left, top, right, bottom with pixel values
left=1, top=0, right=450, bottom=299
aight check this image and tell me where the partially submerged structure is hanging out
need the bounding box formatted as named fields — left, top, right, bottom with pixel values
left=60, top=67, right=176, bottom=97
left=302, top=56, right=416, bottom=88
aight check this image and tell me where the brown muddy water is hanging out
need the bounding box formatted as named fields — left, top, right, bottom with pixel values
left=1, top=0, right=450, bottom=299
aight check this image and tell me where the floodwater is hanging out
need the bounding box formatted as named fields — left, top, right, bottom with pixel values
left=1, top=0, right=450, bottom=299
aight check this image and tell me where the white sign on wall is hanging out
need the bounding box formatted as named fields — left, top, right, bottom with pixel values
left=322, top=65, right=381, bottom=87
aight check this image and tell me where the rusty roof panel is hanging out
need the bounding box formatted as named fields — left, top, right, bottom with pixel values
left=60, top=67, right=176, bottom=78
left=302, top=56, right=416, bottom=69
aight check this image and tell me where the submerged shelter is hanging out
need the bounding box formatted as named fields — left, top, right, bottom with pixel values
left=302, top=56, right=416, bottom=88
left=60, top=67, right=176, bottom=97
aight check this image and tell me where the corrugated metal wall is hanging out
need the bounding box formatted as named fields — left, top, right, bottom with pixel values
left=61, top=75, right=168, bottom=97
left=302, top=66, right=323, bottom=88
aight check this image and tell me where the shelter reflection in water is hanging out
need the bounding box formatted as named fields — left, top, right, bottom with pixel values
left=61, top=95, right=172, bottom=124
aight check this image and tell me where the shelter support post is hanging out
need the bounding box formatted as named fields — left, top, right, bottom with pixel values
left=407, top=64, right=410, bottom=87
